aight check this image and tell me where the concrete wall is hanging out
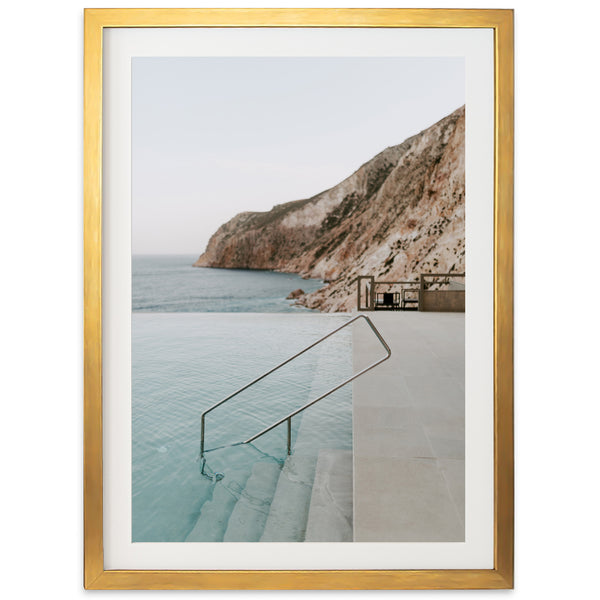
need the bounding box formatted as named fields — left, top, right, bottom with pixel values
left=420, top=290, right=465, bottom=312
left=448, top=280, right=466, bottom=291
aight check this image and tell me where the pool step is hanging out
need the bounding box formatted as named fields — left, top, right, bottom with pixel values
left=185, top=478, right=244, bottom=542
left=223, top=460, right=282, bottom=542
left=260, top=454, right=317, bottom=541
left=262, top=341, right=354, bottom=542
left=305, top=449, right=353, bottom=542
left=260, top=397, right=324, bottom=542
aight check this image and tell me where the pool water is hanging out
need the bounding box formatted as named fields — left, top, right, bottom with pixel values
left=132, top=312, right=352, bottom=542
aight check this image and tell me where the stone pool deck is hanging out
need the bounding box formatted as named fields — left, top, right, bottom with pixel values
left=352, top=311, right=465, bottom=542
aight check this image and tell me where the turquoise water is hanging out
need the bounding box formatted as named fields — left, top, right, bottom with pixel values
left=133, top=254, right=324, bottom=312
left=132, top=261, right=353, bottom=542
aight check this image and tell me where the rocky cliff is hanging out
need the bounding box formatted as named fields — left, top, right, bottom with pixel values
left=194, top=106, right=465, bottom=312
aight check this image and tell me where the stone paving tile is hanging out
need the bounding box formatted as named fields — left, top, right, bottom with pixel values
left=427, top=436, right=465, bottom=460
left=356, top=426, right=434, bottom=459
left=353, top=405, right=420, bottom=430
left=353, top=312, right=465, bottom=542
left=437, top=458, right=465, bottom=526
left=404, top=375, right=464, bottom=407
left=416, top=405, right=464, bottom=432
left=354, top=457, right=464, bottom=542
left=352, top=372, right=413, bottom=407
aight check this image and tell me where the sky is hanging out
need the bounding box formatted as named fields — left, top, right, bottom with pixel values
left=132, top=57, right=464, bottom=255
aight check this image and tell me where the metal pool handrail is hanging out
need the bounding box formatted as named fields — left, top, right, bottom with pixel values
left=199, top=314, right=391, bottom=460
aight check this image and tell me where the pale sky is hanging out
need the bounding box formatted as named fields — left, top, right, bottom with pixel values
left=132, top=57, right=464, bottom=255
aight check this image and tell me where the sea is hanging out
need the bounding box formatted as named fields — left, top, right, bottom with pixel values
left=132, top=254, right=325, bottom=313
left=132, top=255, right=353, bottom=542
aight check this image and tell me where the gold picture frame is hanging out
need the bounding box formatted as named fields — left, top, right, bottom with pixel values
left=84, top=8, right=513, bottom=590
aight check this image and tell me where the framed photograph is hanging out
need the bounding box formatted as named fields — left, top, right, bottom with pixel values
left=84, top=8, right=513, bottom=590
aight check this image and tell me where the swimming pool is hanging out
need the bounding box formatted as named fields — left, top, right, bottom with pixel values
left=132, top=312, right=352, bottom=542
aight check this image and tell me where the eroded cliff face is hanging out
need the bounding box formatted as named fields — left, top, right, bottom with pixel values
left=194, top=106, right=465, bottom=312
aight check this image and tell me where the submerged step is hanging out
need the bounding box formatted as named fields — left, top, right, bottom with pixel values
left=223, top=460, right=282, bottom=542
left=262, top=339, right=354, bottom=542
left=185, top=479, right=243, bottom=542
left=305, top=449, right=353, bottom=542
left=260, top=454, right=317, bottom=541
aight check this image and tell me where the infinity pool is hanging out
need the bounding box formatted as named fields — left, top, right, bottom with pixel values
left=132, top=312, right=352, bottom=542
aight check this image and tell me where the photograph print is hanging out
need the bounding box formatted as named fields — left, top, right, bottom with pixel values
left=131, top=56, right=466, bottom=543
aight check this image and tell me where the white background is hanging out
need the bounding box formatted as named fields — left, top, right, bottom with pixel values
left=1, top=0, right=598, bottom=597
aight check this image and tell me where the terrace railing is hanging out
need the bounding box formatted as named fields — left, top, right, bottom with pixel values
left=356, top=276, right=419, bottom=311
